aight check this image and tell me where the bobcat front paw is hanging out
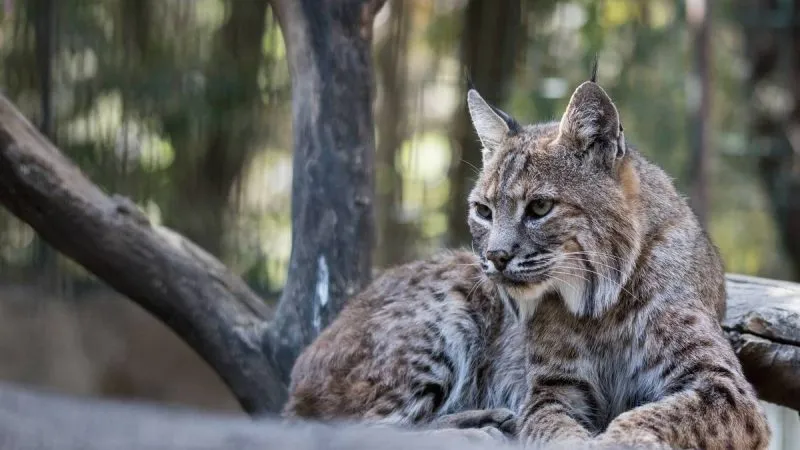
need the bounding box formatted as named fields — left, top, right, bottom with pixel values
left=430, top=408, right=517, bottom=437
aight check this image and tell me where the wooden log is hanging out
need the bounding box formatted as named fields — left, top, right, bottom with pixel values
left=723, top=274, right=800, bottom=410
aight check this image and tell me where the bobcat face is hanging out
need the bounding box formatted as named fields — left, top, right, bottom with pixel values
left=466, top=82, right=641, bottom=319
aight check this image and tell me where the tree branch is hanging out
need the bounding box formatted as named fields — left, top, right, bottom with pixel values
left=0, top=94, right=283, bottom=414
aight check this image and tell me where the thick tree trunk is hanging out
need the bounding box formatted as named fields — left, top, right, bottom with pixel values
left=267, top=0, right=383, bottom=379
left=446, top=0, right=521, bottom=247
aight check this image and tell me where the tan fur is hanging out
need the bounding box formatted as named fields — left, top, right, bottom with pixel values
left=466, top=83, right=769, bottom=449
left=284, top=251, right=526, bottom=428
left=284, top=81, right=770, bottom=449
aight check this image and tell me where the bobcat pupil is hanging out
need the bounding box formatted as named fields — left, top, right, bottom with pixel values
left=526, top=199, right=554, bottom=219
left=475, top=203, right=492, bottom=220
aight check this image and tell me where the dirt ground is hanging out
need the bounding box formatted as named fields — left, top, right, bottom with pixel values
left=0, top=282, right=241, bottom=412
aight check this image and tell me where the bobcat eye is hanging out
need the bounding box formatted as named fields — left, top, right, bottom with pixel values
left=474, top=203, right=492, bottom=220
left=527, top=199, right=554, bottom=219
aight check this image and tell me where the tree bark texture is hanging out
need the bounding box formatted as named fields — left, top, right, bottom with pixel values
left=267, top=0, right=383, bottom=380
left=723, top=274, right=800, bottom=410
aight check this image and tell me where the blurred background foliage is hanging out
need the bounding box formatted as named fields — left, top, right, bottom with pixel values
left=0, top=0, right=799, bottom=421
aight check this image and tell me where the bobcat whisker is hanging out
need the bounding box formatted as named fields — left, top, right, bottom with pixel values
left=545, top=272, right=580, bottom=294
left=465, top=276, right=486, bottom=301
left=561, top=254, right=624, bottom=275
left=558, top=260, right=641, bottom=304
left=548, top=269, right=592, bottom=286
left=566, top=250, right=628, bottom=263
left=461, top=158, right=482, bottom=176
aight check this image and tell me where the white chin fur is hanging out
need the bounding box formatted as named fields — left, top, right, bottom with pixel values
left=553, top=261, right=621, bottom=318
left=502, top=266, right=621, bottom=320
left=504, top=280, right=554, bottom=321
left=553, top=269, right=590, bottom=316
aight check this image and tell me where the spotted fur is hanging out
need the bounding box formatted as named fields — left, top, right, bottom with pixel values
left=466, top=81, right=770, bottom=449
left=283, top=251, right=526, bottom=428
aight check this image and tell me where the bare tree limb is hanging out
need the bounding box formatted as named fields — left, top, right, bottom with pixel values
left=0, top=94, right=283, bottom=413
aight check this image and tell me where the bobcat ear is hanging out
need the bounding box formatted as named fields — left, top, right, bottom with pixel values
left=558, top=81, right=625, bottom=165
left=467, top=89, right=519, bottom=164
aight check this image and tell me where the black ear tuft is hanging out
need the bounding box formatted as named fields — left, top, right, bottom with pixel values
left=590, top=54, right=599, bottom=83
left=490, top=105, right=522, bottom=135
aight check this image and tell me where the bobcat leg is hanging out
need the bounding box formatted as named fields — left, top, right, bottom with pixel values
left=518, top=380, right=594, bottom=445
left=597, top=390, right=769, bottom=450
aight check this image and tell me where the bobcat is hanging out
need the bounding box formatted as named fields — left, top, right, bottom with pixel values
left=464, top=78, right=770, bottom=449
left=284, top=76, right=770, bottom=449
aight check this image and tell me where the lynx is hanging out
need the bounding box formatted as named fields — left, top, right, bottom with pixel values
left=284, top=76, right=770, bottom=449
left=464, top=77, right=770, bottom=449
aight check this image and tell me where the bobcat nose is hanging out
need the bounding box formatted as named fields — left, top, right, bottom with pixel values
left=486, top=250, right=512, bottom=271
